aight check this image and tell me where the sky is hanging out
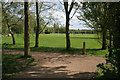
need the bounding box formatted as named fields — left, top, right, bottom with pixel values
left=49, top=2, right=92, bottom=30
left=36, top=1, right=93, bottom=30
left=6, top=0, right=92, bottom=30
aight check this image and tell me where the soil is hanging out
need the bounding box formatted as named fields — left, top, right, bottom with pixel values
left=3, top=50, right=106, bottom=79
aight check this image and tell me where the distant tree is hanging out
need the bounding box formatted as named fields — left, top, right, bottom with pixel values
left=53, top=23, right=59, bottom=33
left=24, top=0, right=30, bottom=57
left=59, top=25, right=66, bottom=33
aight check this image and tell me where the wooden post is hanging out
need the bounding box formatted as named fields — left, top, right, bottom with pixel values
left=83, top=42, right=86, bottom=55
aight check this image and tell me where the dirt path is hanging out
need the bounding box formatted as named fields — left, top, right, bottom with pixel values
left=3, top=50, right=105, bottom=79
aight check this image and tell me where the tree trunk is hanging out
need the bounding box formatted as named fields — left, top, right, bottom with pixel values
left=113, top=35, right=120, bottom=49
left=8, top=27, right=16, bottom=45
left=24, top=1, right=30, bottom=57
left=64, top=1, right=71, bottom=51
left=102, top=29, right=107, bottom=50
left=66, top=12, right=70, bottom=50
left=10, top=30, right=15, bottom=45
left=2, top=6, right=16, bottom=45
left=109, top=28, right=112, bottom=57
left=35, top=0, right=40, bottom=47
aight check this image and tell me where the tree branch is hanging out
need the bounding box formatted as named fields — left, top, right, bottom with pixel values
left=68, top=0, right=75, bottom=15
left=64, top=1, right=68, bottom=14
left=58, top=0, right=64, bottom=5
left=39, top=22, right=49, bottom=34
left=9, top=15, right=24, bottom=27
left=70, top=4, right=80, bottom=20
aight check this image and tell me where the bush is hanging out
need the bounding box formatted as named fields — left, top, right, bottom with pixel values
left=94, top=49, right=120, bottom=79
left=45, top=30, right=50, bottom=34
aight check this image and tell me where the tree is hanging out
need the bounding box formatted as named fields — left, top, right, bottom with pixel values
left=2, top=2, right=24, bottom=45
left=24, top=0, right=30, bottom=57
left=77, top=2, right=108, bottom=50
left=82, top=2, right=120, bottom=78
left=63, top=0, right=75, bottom=50
left=34, top=1, right=55, bottom=47
left=53, top=23, right=59, bottom=33
left=35, top=0, right=40, bottom=47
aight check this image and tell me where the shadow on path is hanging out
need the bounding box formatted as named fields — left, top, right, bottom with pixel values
left=13, top=65, right=95, bottom=79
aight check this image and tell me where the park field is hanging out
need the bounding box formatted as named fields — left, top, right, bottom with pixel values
left=2, top=33, right=108, bottom=57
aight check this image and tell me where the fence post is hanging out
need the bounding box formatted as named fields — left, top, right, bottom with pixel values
left=83, top=42, right=86, bottom=55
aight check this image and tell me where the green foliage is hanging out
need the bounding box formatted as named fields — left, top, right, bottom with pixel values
left=59, top=26, right=66, bottom=33
left=45, top=25, right=66, bottom=33
left=11, top=24, right=23, bottom=34
left=45, top=29, right=50, bottom=34
left=2, top=2, right=24, bottom=35
left=54, top=23, right=59, bottom=33
left=94, top=49, right=120, bottom=79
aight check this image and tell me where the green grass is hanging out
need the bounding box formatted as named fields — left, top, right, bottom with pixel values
left=2, top=53, right=35, bottom=78
left=2, top=33, right=108, bottom=57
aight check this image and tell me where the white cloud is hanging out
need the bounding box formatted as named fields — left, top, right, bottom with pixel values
left=41, top=2, right=91, bottom=30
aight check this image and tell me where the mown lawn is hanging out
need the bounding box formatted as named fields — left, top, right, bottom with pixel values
left=2, top=33, right=108, bottom=57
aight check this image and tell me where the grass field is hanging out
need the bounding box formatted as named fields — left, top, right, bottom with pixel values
left=2, top=33, right=108, bottom=57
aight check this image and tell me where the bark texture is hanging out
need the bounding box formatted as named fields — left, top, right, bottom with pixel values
left=35, top=0, right=40, bottom=47
left=24, top=1, right=30, bottom=57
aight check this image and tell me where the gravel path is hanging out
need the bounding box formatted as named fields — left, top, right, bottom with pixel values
left=3, top=50, right=105, bottom=79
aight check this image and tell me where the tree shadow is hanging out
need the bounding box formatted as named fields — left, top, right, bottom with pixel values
left=2, top=45, right=107, bottom=57
left=71, top=37, right=98, bottom=39
left=11, top=65, right=95, bottom=79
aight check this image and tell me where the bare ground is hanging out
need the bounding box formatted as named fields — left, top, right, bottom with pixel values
left=3, top=50, right=105, bottom=79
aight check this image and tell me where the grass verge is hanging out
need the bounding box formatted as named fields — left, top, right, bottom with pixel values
left=2, top=53, right=36, bottom=78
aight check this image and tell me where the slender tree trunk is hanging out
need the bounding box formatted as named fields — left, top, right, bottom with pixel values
left=113, top=35, right=120, bottom=48
left=66, top=12, right=70, bottom=50
left=35, top=0, right=40, bottom=47
left=2, top=6, right=16, bottom=45
left=109, top=28, right=112, bottom=57
left=10, top=31, right=15, bottom=45
left=8, top=27, right=16, bottom=45
left=102, top=29, right=107, bottom=50
left=24, top=1, right=30, bottom=57
left=109, top=29, right=112, bottom=49
left=64, top=1, right=71, bottom=50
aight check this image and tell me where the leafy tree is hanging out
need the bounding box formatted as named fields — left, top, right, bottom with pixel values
left=59, top=25, right=66, bottom=33
left=53, top=23, right=59, bottom=33
left=81, top=2, right=120, bottom=79
left=77, top=2, right=108, bottom=50
left=2, top=2, right=24, bottom=45
left=34, top=1, right=55, bottom=47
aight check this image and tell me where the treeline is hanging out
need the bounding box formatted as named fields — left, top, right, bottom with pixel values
left=45, top=27, right=95, bottom=34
